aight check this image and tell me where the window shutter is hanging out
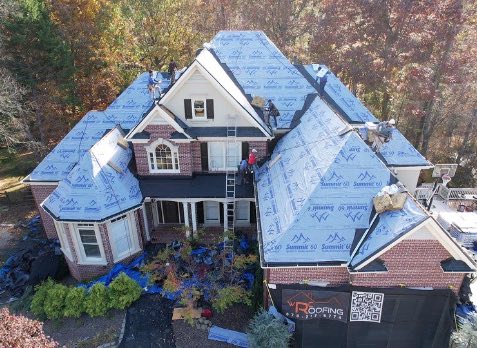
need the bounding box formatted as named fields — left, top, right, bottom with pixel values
left=184, top=99, right=192, bottom=119
left=242, top=142, right=249, bottom=160
left=206, top=99, right=214, bottom=119
left=197, top=202, right=204, bottom=224
left=250, top=202, right=257, bottom=223
left=219, top=203, right=224, bottom=224
left=200, top=142, right=209, bottom=171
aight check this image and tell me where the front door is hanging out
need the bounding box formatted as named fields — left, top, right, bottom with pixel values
left=157, top=201, right=184, bottom=224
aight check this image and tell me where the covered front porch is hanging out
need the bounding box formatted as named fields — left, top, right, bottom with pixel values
left=145, top=199, right=257, bottom=244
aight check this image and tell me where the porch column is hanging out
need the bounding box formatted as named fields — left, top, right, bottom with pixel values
left=182, top=202, right=190, bottom=239
left=223, top=202, right=227, bottom=232
left=191, top=201, right=197, bottom=237
left=141, top=204, right=151, bottom=241
left=151, top=200, right=159, bottom=227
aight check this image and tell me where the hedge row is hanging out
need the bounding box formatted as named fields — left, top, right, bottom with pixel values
left=31, top=273, right=142, bottom=319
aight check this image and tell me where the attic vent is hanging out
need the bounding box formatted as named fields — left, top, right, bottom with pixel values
left=268, top=154, right=282, bottom=168
left=117, top=137, right=129, bottom=150
left=107, top=161, right=123, bottom=174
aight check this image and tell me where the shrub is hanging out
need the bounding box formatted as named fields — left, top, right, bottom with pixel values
left=30, top=279, right=56, bottom=319
left=43, top=283, right=69, bottom=320
left=162, top=270, right=181, bottom=293
left=247, top=309, right=292, bottom=348
left=85, top=283, right=110, bottom=317
left=0, top=307, right=58, bottom=347
left=233, top=254, right=258, bottom=270
left=109, top=273, right=142, bottom=309
left=63, top=287, right=86, bottom=318
left=155, top=247, right=173, bottom=263
left=452, top=312, right=477, bottom=348
left=212, top=286, right=252, bottom=313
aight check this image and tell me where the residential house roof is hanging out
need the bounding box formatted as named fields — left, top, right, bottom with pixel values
left=256, top=97, right=393, bottom=264
left=42, top=127, right=143, bottom=221
left=210, top=31, right=316, bottom=129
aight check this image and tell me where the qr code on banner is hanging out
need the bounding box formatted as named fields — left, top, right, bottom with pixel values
left=349, top=291, right=384, bottom=323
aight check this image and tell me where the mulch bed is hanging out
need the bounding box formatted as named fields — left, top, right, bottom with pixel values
left=119, top=294, right=176, bottom=348
left=173, top=304, right=255, bottom=348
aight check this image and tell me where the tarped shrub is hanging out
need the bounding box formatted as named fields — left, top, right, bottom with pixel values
left=109, top=272, right=142, bottom=309
left=247, top=309, right=292, bottom=348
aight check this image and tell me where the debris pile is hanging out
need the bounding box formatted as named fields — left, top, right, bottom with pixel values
left=373, top=185, right=408, bottom=214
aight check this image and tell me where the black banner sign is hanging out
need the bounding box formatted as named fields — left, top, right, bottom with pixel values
left=282, top=289, right=350, bottom=323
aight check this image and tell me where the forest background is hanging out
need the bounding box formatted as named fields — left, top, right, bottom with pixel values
left=1, top=0, right=476, bottom=186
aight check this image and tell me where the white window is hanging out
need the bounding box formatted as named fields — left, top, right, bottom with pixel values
left=235, top=201, right=250, bottom=225
left=208, top=142, right=241, bottom=171
left=108, top=213, right=140, bottom=262
left=146, top=139, right=180, bottom=173
left=204, top=201, right=220, bottom=225
left=54, top=221, right=72, bottom=260
left=193, top=99, right=206, bottom=119
left=73, top=223, right=106, bottom=264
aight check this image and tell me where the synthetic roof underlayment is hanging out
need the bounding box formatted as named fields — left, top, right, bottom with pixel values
left=350, top=198, right=428, bottom=268
left=29, top=72, right=170, bottom=182
left=256, top=97, right=394, bottom=264
left=42, top=127, right=142, bottom=221
left=210, top=31, right=316, bottom=129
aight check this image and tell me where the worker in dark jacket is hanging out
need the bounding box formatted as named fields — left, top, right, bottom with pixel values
left=168, top=59, right=177, bottom=84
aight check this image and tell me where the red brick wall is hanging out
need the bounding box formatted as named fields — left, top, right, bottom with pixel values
left=249, top=141, right=268, bottom=162
left=191, top=142, right=202, bottom=172
left=30, top=184, right=58, bottom=239
left=268, top=266, right=350, bottom=286
left=64, top=211, right=146, bottom=281
left=350, top=240, right=465, bottom=293
left=134, top=125, right=194, bottom=176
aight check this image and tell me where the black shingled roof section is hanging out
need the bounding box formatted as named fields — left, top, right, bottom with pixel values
left=441, top=258, right=474, bottom=272
left=358, top=259, right=388, bottom=272
left=131, top=131, right=150, bottom=140
left=170, top=132, right=188, bottom=139
left=139, top=174, right=254, bottom=198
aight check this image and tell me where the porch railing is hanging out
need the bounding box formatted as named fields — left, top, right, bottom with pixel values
left=415, top=184, right=477, bottom=201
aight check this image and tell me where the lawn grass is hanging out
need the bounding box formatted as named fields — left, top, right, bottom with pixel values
left=0, top=148, right=38, bottom=192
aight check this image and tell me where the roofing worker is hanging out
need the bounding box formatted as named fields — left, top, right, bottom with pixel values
left=372, top=119, right=395, bottom=152
left=168, top=59, right=177, bottom=84
left=147, top=70, right=162, bottom=100
left=248, top=149, right=258, bottom=174
left=238, top=158, right=249, bottom=185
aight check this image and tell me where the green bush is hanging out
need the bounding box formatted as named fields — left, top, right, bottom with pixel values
left=43, top=283, right=69, bottom=320
left=109, top=273, right=142, bottom=309
left=63, top=287, right=86, bottom=318
left=212, top=286, right=252, bottom=313
left=247, top=309, right=292, bottom=348
left=30, top=279, right=56, bottom=319
left=85, top=283, right=110, bottom=317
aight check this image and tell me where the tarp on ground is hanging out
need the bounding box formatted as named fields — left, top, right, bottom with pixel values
left=208, top=326, right=249, bottom=348
left=350, top=197, right=429, bottom=268
left=30, top=72, right=170, bottom=182
left=42, top=127, right=142, bottom=221
left=256, top=97, right=392, bottom=264
left=210, top=31, right=315, bottom=129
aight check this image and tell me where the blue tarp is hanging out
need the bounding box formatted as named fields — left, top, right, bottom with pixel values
left=350, top=197, right=428, bottom=268
left=208, top=326, right=249, bottom=348
left=210, top=31, right=315, bottom=129
left=257, top=97, right=392, bottom=264
left=42, top=127, right=142, bottom=221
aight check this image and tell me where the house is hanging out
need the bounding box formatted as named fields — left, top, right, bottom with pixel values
left=23, top=30, right=475, bottom=301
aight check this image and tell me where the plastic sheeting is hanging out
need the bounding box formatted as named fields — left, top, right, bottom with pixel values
left=257, top=97, right=392, bottom=264
left=42, top=127, right=142, bottom=221
left=30, top=72, right=170, bottom=182
left=379, top=129, right=431, bottom=166
left=350, top=197, right=428, bottom=268
left=208, top=326, right=249, bottom=347
left=210, top=31, right=315, bottom=129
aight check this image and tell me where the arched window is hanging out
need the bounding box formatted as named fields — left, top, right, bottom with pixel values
left=147, top=139, right=180, bottom=173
